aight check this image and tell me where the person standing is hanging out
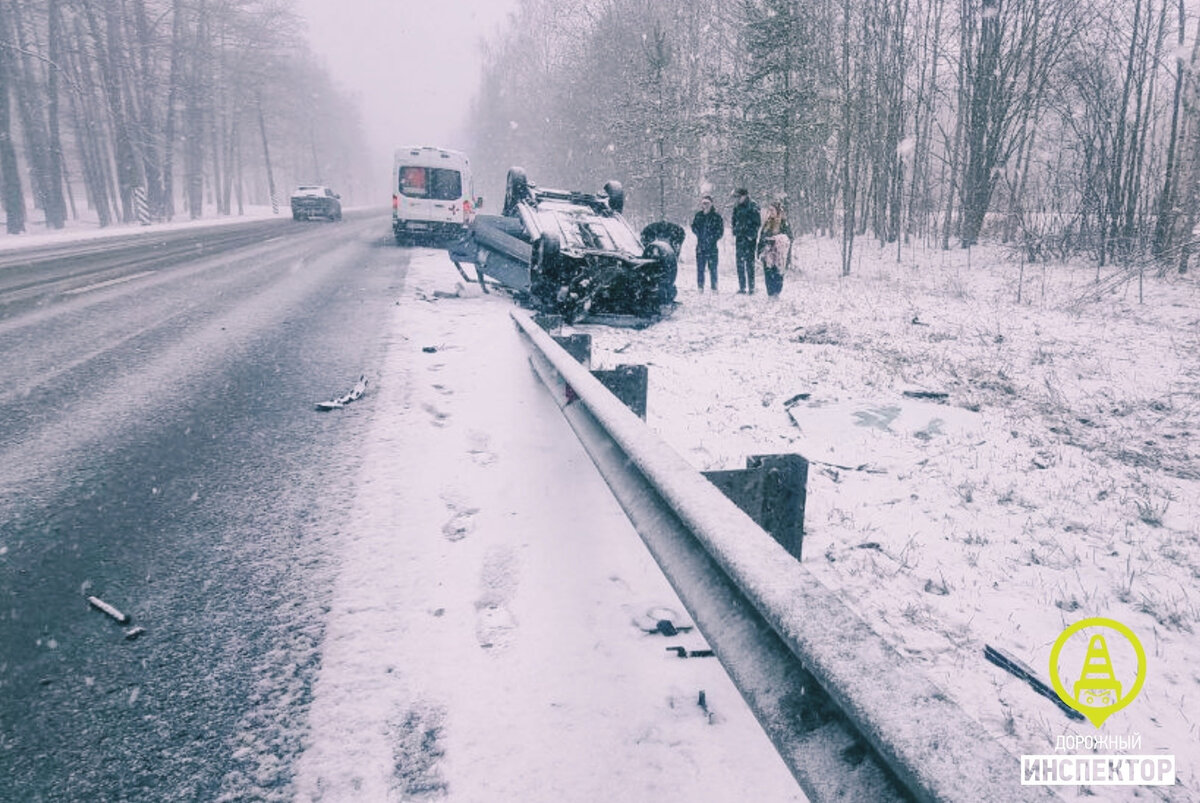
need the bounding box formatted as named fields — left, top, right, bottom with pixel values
left=758, top=202, right=792, bottom=297
left=690, top=195, right=724, bottom=292
left=731, top=188, right=761, bottom=293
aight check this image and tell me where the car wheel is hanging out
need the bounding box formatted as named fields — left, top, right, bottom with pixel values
left=603, top=180, right=624, bottom=214
left=530, top=232, right=562, bottom=308
left=504, top=167, right=529, bottom=216
left=644, top=239, right=678, bottom=305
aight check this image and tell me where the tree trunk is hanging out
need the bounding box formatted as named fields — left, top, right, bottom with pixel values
left=1152, top=0, right=1187, bottom=259
left=4, top=0, right=63, bottom=227
left=257, top=95, right=277, bottom=213
left=46, top=0, right=70, bottom=228
left=0, top=23, right=26, bottom=234
left=840, top=0, right=856, bottom=275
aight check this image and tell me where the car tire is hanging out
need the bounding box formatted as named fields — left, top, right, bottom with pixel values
left=504, top=167, right=529, bottom=216
left=603, top=180, right=625, bottom=214
left=644, top=239, right=678, bottom=304
left=530, top=232, right=562, bottom=309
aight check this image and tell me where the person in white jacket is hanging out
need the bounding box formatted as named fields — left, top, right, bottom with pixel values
left=757, top=202, right=791, bottom=297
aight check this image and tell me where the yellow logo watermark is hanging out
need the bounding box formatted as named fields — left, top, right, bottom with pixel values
left=1049, top=617, right=1146, bottom=728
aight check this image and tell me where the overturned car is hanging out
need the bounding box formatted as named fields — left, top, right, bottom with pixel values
left=449, top=168, right=679, bottom=324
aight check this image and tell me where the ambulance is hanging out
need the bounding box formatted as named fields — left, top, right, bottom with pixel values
left=392, top=146, right=475, bottom=244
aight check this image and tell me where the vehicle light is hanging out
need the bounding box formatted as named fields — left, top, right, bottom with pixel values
left=392, top=194, right=399, bottom=210
left=463, top=199, right=473, bottom=222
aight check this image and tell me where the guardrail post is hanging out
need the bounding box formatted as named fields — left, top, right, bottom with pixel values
left=591, top=365, right=648, bottom=421
left=552, top=334, right=591, bottom=367
left=703, top=454, right=807, bottom=561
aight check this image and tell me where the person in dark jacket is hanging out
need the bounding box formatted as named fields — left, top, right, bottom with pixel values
left=690, top=195, right=724, bottom=291
left=731, top=188, right=761, bottom=293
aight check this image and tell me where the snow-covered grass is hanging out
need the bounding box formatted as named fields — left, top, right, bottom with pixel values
left=583, top=234, right=1200, bottom=800
left=0, top=204, right=289, bottom=252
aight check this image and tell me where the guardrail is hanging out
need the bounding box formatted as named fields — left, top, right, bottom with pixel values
left=512, top=309, right=1060, bottom=803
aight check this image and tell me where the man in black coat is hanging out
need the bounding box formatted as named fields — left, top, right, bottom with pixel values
left=690, top=195, right=724, bottom=292
left=731, top=188, right=761, bottom=293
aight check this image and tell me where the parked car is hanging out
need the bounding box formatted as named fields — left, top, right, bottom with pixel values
left=290, top=185, right=342, bottom=221
left=450, top=167, right=677, bottom=324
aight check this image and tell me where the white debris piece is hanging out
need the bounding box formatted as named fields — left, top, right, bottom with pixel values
left=87, top=595, right=128, bottom=624
left=315, top=374, right=369, bottom=411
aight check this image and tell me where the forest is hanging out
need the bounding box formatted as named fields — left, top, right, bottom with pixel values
left=469, top=0, right=1200, bottom=275
left=0, top=0, right=370, bottom=235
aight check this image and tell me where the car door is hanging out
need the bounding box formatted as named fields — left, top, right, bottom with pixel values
left=397, top=165, right=462, bottom=227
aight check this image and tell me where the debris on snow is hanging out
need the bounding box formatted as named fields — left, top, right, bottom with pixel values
left=315, top=375, right=368, bottom=411
left=87, top=595, right=129, bottom=624
left=124, top=626, right=146, bottom=641
left=432, top=283, right=467, bottom=300
left=665, top=647, right=715, bottom=659
left=901, top=389, right=949, bottom=402
left=983, top=644, right=1084, bottom=722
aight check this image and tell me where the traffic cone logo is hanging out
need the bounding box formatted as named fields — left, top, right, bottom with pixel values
left=1049, top=618, right=1146, bottom=728
left=1074, top=634, right=1121, bottom=708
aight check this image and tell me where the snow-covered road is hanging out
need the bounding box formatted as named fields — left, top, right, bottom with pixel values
left=293, top=249, right=805, bottom=802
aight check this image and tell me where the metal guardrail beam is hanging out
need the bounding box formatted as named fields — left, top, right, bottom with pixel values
left=512, top=309, right=1059, bottom=803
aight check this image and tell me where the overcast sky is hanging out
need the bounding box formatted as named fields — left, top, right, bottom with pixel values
left=297, top=0, right=517, bottom=180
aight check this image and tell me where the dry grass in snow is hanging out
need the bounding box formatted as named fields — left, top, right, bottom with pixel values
left=584, top=234, right=1200, bottom=800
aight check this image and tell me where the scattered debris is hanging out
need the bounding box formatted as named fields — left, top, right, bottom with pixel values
left=87, top=596, right=129, bottom=624
left=790, top=323, right=844, bottom=345
left=666, top=646, right=715, bottom=658
left=923, top=577, right=951, bottom=596
left=124, top=626, right=145, bottom=641
left=783, top=392, right=812, bottom=408
left=902, top=389, right=950, bottom=402
left=422, top=346, right=438, bottom=353
left=984, top=644, right=1084, bottom=722
left=641, top=618, right=694, bottom=637
left=855, top=542, right=883, bottom=551
left=697, top=689, right=718, bottom=723
left=432, top=283, right=467, bottom=299
left=315, top=375, right=368, bottom=411
left=911, top=316, right=930, bottom=326
left=809, top=458, right=888, bottom=475
left=761, top=392, right=775, bottom=407
left=633, top=606, right=693, bottom=634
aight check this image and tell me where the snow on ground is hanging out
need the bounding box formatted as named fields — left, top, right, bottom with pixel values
left=0, top=204, right=295, bottom=252
left=292, top=248, right=805, bottom=802
left=581, top=233, right=1200, bottom=801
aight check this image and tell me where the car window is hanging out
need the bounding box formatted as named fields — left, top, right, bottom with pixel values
left=398, top=167, right=462, bottom=201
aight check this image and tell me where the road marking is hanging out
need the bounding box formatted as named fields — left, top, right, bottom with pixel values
left=63, top=270, right=156, bottom=296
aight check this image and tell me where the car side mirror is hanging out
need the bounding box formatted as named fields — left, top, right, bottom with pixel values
left=335, top=193, right=341, bottom=199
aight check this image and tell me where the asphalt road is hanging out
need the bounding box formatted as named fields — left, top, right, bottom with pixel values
left=0, top=213, right=409, bottom=801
